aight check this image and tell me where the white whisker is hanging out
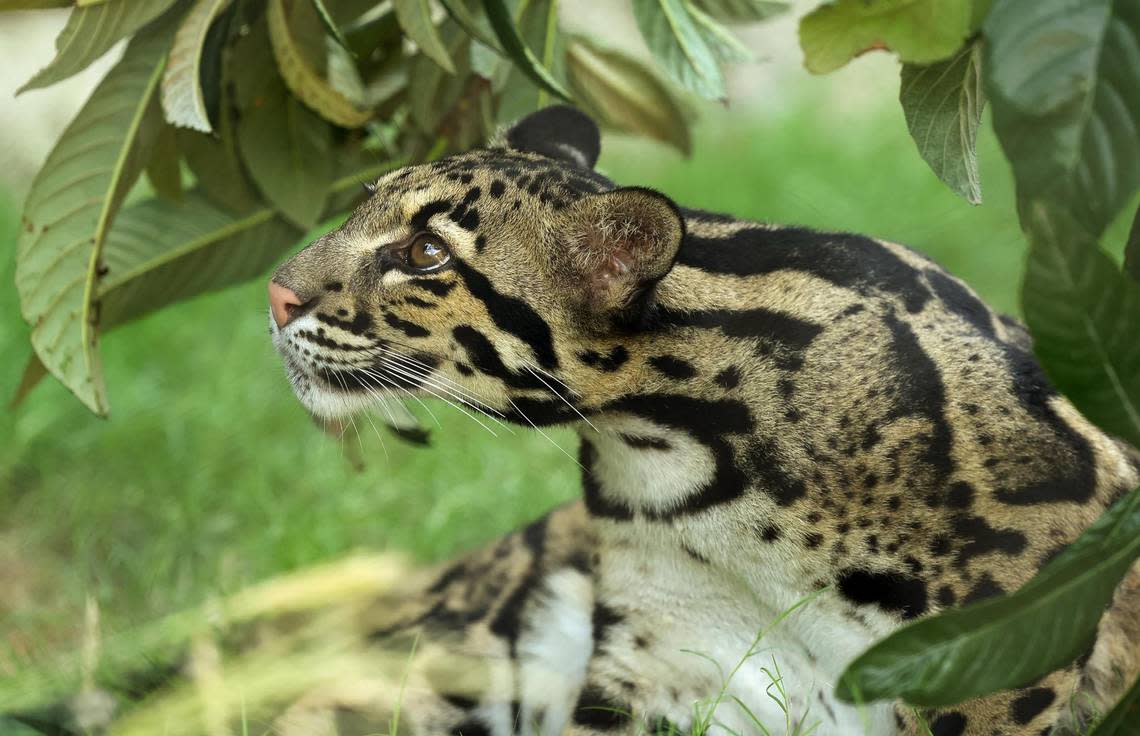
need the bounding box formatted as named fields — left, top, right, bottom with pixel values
left=522, top=363, right=597, bottom=433
left=507, top=397, right=583, bottom=469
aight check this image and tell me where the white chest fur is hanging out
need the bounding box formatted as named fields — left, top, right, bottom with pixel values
left=583, top=421, right=898, bottom=734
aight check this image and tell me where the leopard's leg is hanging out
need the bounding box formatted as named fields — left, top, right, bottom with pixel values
left=273, top=502, right=598, bottom=736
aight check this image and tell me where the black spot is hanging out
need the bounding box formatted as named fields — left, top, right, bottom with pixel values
left=936, top=585, right=956, bottom=607
left=578, top=346, right=629, bottom=372
left=490, top=179, right=506, bottom=198
left=963, top=572, right=1005, bottom=604
left=946, top=481, right=975, bottom=509
left=714, top=366, right=741, bottom=389
left=487, top=515, right=547, bottom=652
left=881, top=312, right=956, bottom=490
left=457, top=209, right=480, bottom=231
left=411, top=199, right=452, bottom=232
left=451, top=325, right=545, bottom=390
left=324, top=281, right=343, bottom=292
left=927, top=268, right=995, bottom=337
left=389, top=426, right=430, bottom=446
left=403, top=295, right=435, bottom=309
left=453, top=260, right=559, bottom=369
left=581, top=440, right=633, bottom=521
left=1011, top=687, right=1055, bottom=725
left=592, top=602, right=623, bottom=646
left=648, top=355, right=696, bottom=380
left=952, top=515, right=1027, bottom=566
left=573, top=686, right=630, bottom=730
left=759, top=524, right=781, bottom=542
left=316, top=310, right=373, bottom=336
left=837, top=568, right=928, bottom=619
left=384, top=312, right=430, bottom=338
left=656, top=307, right=822, bottom=371
left=474, top=235, right=487, bottom=252
left=410, top=277, right=456, bottom=297
left=676, top=227, right=932, bottom=313
left=805, top=532, right=824, bottom=549
left=749, top=438, right=807, bottom=506
left=455, top=362, right=474, bottom=376
left=451, top=721, right=491, bottom=736
left=929, top=712, right=967, bottom=736
left=996, top=346, right=1097, bottom=505
left=619, top=434, right=671, bottom=450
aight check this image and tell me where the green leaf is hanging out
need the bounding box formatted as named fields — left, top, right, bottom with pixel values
left=497, top=0, right=565, bottom=123
left=1089, top=673, right=1140, bottom=735
left=1126, top=203, right=1140, bottom=283
left=440, top=0, right=502, bottom=50
left=837, top=484, right=1140, bottom=707
left=1021, top=202, right=1140, bottom=447
left=899, top=43, right=985, bottom=204
left=161, top=0, right=231, bottom=133
left=310, top=0, right=352, bottom=51
left=98, top=194, right=298, bottom=329
left=395, top=0, right=457, bottom=73
left=235, top=20, right=335, bottom=230
left=0, top=1, right=72, bottom=9
left=799, top=0, right=971, bottom=75
left=98, top=159, right=398, bottom=329
left=145, top=123, right=184, bottom=201
left=690, top=0, right=788, bottom=23
left=18, top=0, right=178, bottom=93
left=632, top=0, right=727, bottom=100
left=482, top=0, right=571, bottom=101
left=15, top=16, right=176, bottom=415
left=178, top=93, right=261, bottom=214
left=984, top=0, right=1140, bottom=237
left=267, top=0, right=374, bottom=127
left=566, top=35, right=692, bottom=154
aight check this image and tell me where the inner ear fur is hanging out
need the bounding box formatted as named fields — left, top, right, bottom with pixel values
left=561, top=187, right=684, bottom=318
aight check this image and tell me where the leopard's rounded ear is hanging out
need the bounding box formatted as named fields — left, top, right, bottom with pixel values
left=505, top=105, right=601, bottom=169
left=561, top=187, right=684, bottom=321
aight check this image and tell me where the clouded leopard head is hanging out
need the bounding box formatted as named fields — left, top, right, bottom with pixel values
left=269, top=106, right=685, bottom=430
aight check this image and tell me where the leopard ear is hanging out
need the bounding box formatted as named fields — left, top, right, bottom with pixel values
left=562, top=187, right=684, bottom=321
left=505, top=105, right=601, bottom=169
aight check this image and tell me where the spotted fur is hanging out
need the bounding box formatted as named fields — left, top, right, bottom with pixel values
left=22, top=107, right=1137, bottom=736
left=259, top=106, right=1140, bottom=735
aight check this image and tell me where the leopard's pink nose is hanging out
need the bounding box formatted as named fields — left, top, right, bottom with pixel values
left=268, top=280, right=305, bottom=328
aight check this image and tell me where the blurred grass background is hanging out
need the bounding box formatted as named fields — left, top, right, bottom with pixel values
left=1, top=97, right=1032, bottom=677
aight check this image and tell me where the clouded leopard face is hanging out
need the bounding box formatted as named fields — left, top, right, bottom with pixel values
left=268, top=106, right=684, bottom=429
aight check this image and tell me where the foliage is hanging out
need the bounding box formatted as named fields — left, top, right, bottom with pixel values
left=4, top=0, right=1140, bottom=725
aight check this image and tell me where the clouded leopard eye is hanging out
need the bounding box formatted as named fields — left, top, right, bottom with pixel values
left=406, top=233, right=451, bottom=272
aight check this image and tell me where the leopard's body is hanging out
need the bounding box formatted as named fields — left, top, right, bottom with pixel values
left=23, top=107, right=1138, bottom=736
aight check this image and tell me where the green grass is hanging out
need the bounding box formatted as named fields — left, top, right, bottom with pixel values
left=0, top=100, right=1030, bottom=679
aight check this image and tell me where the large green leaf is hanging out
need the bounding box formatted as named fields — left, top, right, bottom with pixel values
left=899, top=42, right=986, bottom=204
left=145, top=122, right=184, bottom=201
left=984, top=0, right=1140, bottom=237
left=633, top=0, right=729, bottom=100
left=482, top=0, right=570, bottom=101
left=497, top=0, right=565, bottom=123
left=18, top=0, right=178, bottom=93
left=566, top=35, right=692, bottom=154
left=1021, top=202, right=1140, bottom=447
left=161, top=0, right=231, bottom=133
left=268, top=0, right=374, bottom=127
left=1126, top=203, right=1140, bottom=283
left=440, top=0, right=501, bottom=50
left=234, top=22, right=335, bottom=230
left=395, top=0, right=457, bottom=73
left=690, top=0, right=787, bottom=23
left=98, top=160, right=398, bottom=330
left=1089, top=673, right=1140, bottom=735
left=837, top=485, right=1140, bottom=707
left=799, top=0, right=971, bottom=75
left=15, top=16, right=176, bottom=415
left=98, top=194, right=298, bottom=328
